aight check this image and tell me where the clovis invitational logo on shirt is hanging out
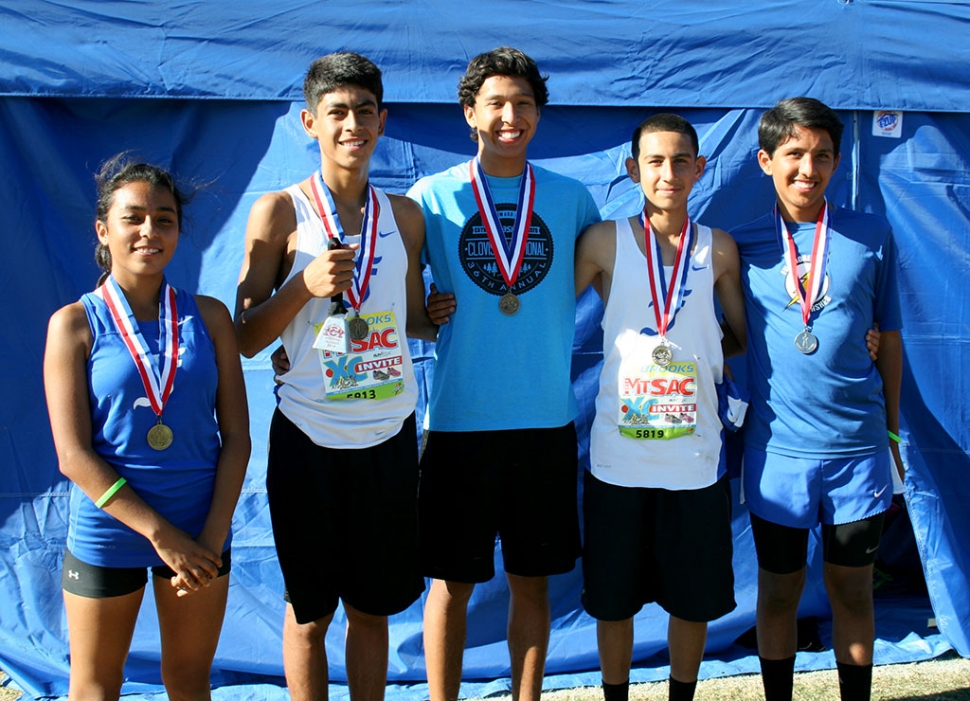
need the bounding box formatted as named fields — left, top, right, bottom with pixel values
left=459, top=205, right=554, bottom=296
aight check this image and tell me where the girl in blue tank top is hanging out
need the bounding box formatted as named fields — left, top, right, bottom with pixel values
left=43, top=156, right=250, bottom=700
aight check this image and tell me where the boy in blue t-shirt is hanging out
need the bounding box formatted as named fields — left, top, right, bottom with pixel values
left=412, top=47, right=600, bottom=701
left=731, top=97, right=904, bottom=701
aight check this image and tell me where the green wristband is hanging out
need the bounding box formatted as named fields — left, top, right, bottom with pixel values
left=95, top=477, right=127, bottom=508
left=888, top=430, right=902, bottom=444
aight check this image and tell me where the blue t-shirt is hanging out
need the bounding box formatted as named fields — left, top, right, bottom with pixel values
left=69, top=288, right=224, bottom=567
left=409, top=161, right=601, bottom=431
left=731, top=206, right=902, bottom=457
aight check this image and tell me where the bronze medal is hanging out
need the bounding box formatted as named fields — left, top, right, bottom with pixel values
left=499, top=292, right=520, bottom=316
left=147, top=421, right=174, bottom=451
left=348, top=315, right=369, bottom=341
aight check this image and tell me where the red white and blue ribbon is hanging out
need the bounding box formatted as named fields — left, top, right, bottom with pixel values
left=640, top=212, right=695, bottom=339
left=98, top=276, right=178, bottom=419
left=469, top=158, right=535, bottom=289
left=309, top=171, right=380, bottom=313
left=775, top=201, right=830, bottom=327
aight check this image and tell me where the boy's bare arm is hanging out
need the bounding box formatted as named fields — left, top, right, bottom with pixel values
left=875, top=329, right=904, bottom=478
left=575, top=220, right=616, bottom=300
left=712, top=228, right=747, bottom=357
left=234, top=191, right=356, bottom=357
left=392, top=194, right=440, bottom=342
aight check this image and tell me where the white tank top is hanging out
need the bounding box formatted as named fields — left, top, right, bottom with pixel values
left=277, top=185, right=417, bottom=448
left=589, top=217, right=724, bottom=489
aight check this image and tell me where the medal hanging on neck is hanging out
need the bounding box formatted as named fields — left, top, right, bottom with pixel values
left=775, top=202, right=830, bottom=354
left=469, top=158, right=535, bottom=315
left=641, top=212, right=694, bottom=368
left=309, top=171, right=379, bottom=342
left=100, top=276, right=178, bottom=450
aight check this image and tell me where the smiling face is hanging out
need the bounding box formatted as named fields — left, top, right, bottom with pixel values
left=96, top=180, right=179, bottom=284
left=464, top=74, right=539, bottom=177
left=758, top=124, right=840, bottom=222
left=302, top=85, right=387, bottom=175
left=627, top=130, right=705, bottom=215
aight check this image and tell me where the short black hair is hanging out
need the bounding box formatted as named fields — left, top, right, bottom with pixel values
left=631, top=113, right=699, bottom=159
left=303, top=52, right=384, bottom=113
left=457, top=47, right=549, bottom=109
left=758, top=97, right=844, bottom=157
left=94, top=153, right=188, bottom=278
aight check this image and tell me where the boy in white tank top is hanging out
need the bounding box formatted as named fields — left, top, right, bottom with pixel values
left=233, top=53, right=437, bottom=701
left=574, top=114, right=747, bottom=701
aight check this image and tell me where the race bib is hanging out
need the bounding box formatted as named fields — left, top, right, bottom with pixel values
left=618, top=361, right=698, bottom=440
left=316, top=310, right=406, bottom=401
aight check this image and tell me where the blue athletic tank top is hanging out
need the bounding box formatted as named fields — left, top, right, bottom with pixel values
left=67, top=287, right=225, bottom=568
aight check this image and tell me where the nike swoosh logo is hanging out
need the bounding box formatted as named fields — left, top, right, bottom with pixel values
left=378, top=230, right=396, bottom=238
left=873, top=485, right=888, bottom=498
left=866, top=545, right=880, bottom=554
left=691, top=264, right=709, bottom=271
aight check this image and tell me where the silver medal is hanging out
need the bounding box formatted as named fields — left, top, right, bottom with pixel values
left=652, top=343, right=673, bottom=367
left=795, top=328, right=818, bottom=354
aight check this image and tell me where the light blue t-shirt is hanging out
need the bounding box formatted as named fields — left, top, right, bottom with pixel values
left=732, top=206, right=902, bottom=457
left=409, top=161, right=601, bottom=431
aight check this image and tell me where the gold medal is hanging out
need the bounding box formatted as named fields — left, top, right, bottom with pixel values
left=147, top=421, right=174, bottom=451
left=101, top=277, right=180, bottom=453
left=499, top=292, right=520, bottom=316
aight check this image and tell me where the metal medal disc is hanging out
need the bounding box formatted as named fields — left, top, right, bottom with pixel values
left=652, top=343, right=673, bottom=367
left=499, top=292, right=520, bottom=316
left=348, top=315, right=369, bottom=341
left=794, top=328, right=818, bottom=354
left=147, top=422, right=174, bottom=451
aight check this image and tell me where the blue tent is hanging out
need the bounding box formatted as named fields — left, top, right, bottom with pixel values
left=1, top=1, right=968, bottom=698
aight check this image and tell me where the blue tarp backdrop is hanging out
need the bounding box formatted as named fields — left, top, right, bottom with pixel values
left=1, top=1, right=968, bottom=698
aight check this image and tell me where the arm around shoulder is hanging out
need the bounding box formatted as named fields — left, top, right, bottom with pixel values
left=575, top=220, right=616, bottom=299
left=391, top=194, right=439, bottom=342
left=712, top=228, right=747, bottom=357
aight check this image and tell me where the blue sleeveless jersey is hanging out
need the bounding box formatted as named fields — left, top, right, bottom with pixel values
left=68, top=287, right=225, bottom=567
